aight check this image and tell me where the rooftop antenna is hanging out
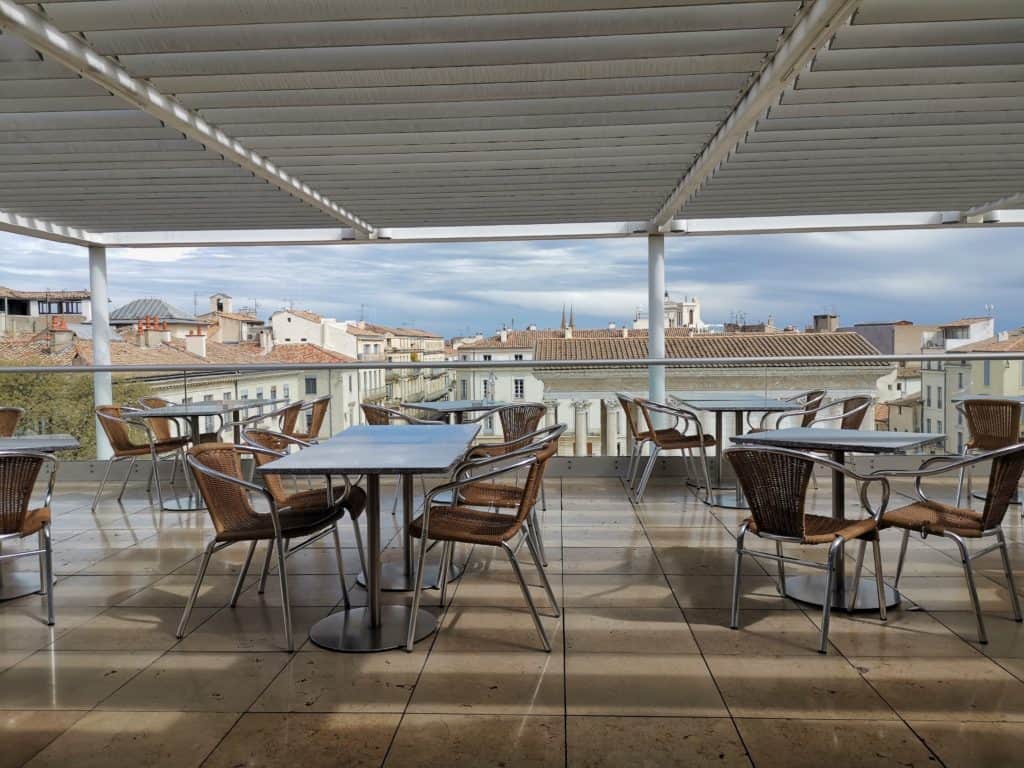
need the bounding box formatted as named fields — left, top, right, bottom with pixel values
left=193, top=291, right=198, bottom=315
left=359, top=303, right=366, bottom=322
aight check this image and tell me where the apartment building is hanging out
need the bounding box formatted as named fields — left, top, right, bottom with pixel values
left=0, top=286, right=91, bottom=336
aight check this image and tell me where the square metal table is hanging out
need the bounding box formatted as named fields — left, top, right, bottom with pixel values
left=258, top=423, right=480, bottom=652
left=141, top=398, right=287, bottom=443
left=731, top=427, right=945, bottom=611
left=403, top=399, right=505, bottom=424
left=675, top=394, right=793, bottom=508
left=0, top=433, right=80, bottom=600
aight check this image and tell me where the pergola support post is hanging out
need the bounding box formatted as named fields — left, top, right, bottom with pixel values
left=89, top=246, right=112, bottom=460
left=647, top=234, right=666, bottom=417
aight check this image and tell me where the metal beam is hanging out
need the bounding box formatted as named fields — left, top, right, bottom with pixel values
left=0, top=210, right=100, bottom=246
left=0, top=0, right=374, bottom=237
left=649, top=0, right=863, bottom=228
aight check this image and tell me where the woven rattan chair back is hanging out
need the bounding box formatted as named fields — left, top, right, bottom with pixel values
left=187, top=443, right=260, bottom=537
left=840, top=396, right=872, bottom=430
left=138, top=396, right=177, bottom=441
left=963, top=399, right=1022, bottom=451
left=728, top=448, right=813, bottom=540
left=615, top=394, right=643, bottom=439
left=498, top=403, right=547, bottom=443
left=294, top=395, right=330, bottom=438
left=361, top=403, right=399, bottom=425
left=0, top=407, right=24, bottom=437
left=981, top=445, right=1024, bottom=530
left=95, top=405, right=147, bottom=455
left=0, top=452, right=44, bottom=535
left=512, top=435, right=560, bottom=525
left=799, top=390, right=827, bottom=427
left=242, top=430, right=292, bottom=504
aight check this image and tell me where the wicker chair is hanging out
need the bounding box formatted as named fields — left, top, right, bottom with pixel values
left=632, top=398, right=716, bottom=503
left=242, top=427, right=368, bottom=587
left=726, top=446, right=889, bottom=653
left=0, top=451, right=56, bottom=625
left=0, top=407, right=24, bottom=437
left=288, top=394, right=331, bottom=442
left=469, top=402, right=551, bottom=510
left=954, top=398, right=1022, bottom=506
left=178, top=442, right=357, bottom=652
left=92, top=405, right=191, bottom=511
left=406, top=431, right=561, bottom=652
left=867, top=442, right=1024, bottom=644
left=229, top=400, right=303, bottom=441
left=360, top=403, right=436, bottom=425
left=747, top=389, right=827, bottom=432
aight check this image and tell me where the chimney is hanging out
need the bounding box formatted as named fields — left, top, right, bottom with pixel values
left=159, top=321, right=171, bottom=344
left=48, top=316, right=74, bottom=351
left=185, top=328, right=207, bottom=358
left=564, top=325, right=573, bottom=339
left=142, top=316, right=164, bottom=348
left=259, top=327, right=274, bottom=353
left=621, top=328, right=629, bottom=338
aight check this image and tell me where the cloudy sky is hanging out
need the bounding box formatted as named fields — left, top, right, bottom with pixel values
left=2, top=225, right=1021, bottom=338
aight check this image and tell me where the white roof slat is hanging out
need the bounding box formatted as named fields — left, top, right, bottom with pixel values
left=768, top=96, right=1024, bottom=118
left=796, top=64, right=1024, bottom=89
left=813, top=43, right=1024, bottom=71
left=854, top=0, right=1024, bottom=25
left=834, top=19, right=1024, bottom=49
left=783, top=81, right=1024, bottom=104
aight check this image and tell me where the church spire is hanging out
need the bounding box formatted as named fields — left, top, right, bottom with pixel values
left=560, top=304, right=566, bottom=330
left=568, top=304, right=575, bottom=328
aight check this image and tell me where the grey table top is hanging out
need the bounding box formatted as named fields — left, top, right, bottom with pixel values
left=403, top=399, right=506, bottom=414
left=731, top=427, right=945, bottom=454
left=0, top=434, right=80, bottom=452
left=258, top=423, right=481, bottom=475
left=140, top=398, right=287, bottom=418
left=677, top=395, right=793, bottom=412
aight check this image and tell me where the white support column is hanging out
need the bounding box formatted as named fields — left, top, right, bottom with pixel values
left=89, top=246, right=112, bottom=459
left=602, top=399, right=620, bottom=457
left=544, top=398, right=559, bottom=428
left=647, top=234, right=666, bottom=410
left=573, top=400, right=590, bottom=457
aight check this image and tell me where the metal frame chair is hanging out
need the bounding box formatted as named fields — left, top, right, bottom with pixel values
left=360, top=403, right=437, bottom=425
left=868, top=442, right=1024, bottom=644
left=0, top=450, right=56, bottom=625
left=726, top=445, right=890, bottom=653
left=92, top=405, right=192, bottom=511
left=178, top=442, right=355, bottom=652
left=954, top=398, right=1022, bottom=506
left=747, top=389, right=827, bottom=431
left=632, top=398, right=716, bottom=503
left=228, top=400, right=303, bottom=440
left=406, top=433, right=561, bottom=652
left=0, top=406, right=25, bottom=437
left=753, top=393, right=869, bottom=432
left=289, top=394, right=332, bottom=442
left=242, top=427, right=368, bottom=587
left=616, top=393, right=652, bottom=496
left=470, top=402, right=552, bottom=511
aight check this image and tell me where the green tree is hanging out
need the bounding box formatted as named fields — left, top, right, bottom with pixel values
left=0, top=362, right=152, bottom=458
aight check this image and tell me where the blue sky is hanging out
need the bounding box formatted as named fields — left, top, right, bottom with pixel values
left=2, top=226, right=1021, bottom=338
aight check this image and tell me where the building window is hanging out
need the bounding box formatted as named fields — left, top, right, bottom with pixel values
left=926, top=418, right=932, bottom=433
left=222, top=391, right=231, bottom=401
left=958, top=372, right=964, bottom=389
left=513, top=378, right=525, bottom=399
left=348, top=375, right=353, bottom=393
left=925, top=386, right=932, bottom=408
left=957, top=432, right=964, bottom=452
left=460, top=380, right=469, bottom=399
left=514, top=353, right=524, bottom=361
left=256, top=388, right=264, bottom=414
left=482, top=380, right=492, bottom=399
left=239, top=390, right=248, bottom=400
left=482, top=354, right=492, bottom=361
left=937, top=386, right=943, bottom=408
left=283, top=384, right=290, bottom=400
left=270, top=385, right=277, bottom=400
left=983, top=360, right=991, bottom=386
left=203, top=394, right=214, bottom=432
left=37, top=300, right=82, bottom=314
left=305, top=377, right=317, bottom=395
left=937, top=419, right=943, bottom=433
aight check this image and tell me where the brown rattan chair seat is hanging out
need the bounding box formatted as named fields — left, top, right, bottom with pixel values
left=18, top=507, right=50, bottom=537
left=280, top=485, right=366, bottom=520
left=117, top=436, right=190, bottom=457
left=214, top=506, right=343, bottom=542
left=409, top=505, right=521, bottom=546
left=651, top=431, right=717, bottom=450
left=745, top=513, right=877, bottom=545
left=881, top=500, right=984, bottom=538
left=459, top=481, right=521, bottom=508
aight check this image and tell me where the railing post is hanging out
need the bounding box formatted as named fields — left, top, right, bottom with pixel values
left=647, top=234, right=666, bottom=422
left=602, top=398, right=620, bottom=457
left=573, top=399, right=589, bottom=456
left=89, top=245, right=112, bottom=459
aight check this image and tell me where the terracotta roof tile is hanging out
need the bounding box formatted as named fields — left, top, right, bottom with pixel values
left=956, top=333, right=1024, bottom=353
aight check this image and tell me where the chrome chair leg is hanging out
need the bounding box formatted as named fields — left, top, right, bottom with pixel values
left=730, top=522, right=749, bottom=630
left=350, top=516, right=368, bottom=581
left=524, top=528, right=560, bottom=618
left=950, top=532, right=987, bottom=644
left=42, top=524, right=54, bottom=626
left=501, top=540, right=551, bottom=652
left=177, top=540, right=214, bottom=638
left=528, top=508, right=548, bottom=567
left=438, top=540, right=453, bottom=606
left=275, top=535, right=294, bottom=652
left=872, top=538, right=887, bottom=622
left=332, top=524, right=350, bottom=609
left=91, top=457, right=116, bottom=511
left=955, top=445, right=971, bottom=506
left=697, top=440, right=714, bottom=504
left=229, top=540, right=256, bottom=607
left=820, top=538, right=844, bottom=654
left=257, top=541, right=274, bottom=594
left=540, top=481, right=547, bottom=512
left=849, top=540, right=867, bottom=612
left=894, top=529, right=911, bottom=591
left=116, top=456, right=136, bottom=502
left=775, top=540, right=786, bottom=597
left=997, top=529, right=1022, bottom=622
left=634, top=445, right=661, bottom=502
left=405, top=530, right=431, bottom=652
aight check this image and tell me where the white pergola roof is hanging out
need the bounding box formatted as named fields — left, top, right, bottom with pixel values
left=0, top=0, right=1022, bottom=246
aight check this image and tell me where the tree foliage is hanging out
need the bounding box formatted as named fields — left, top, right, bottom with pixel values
left=0, top=363, right=152, bottom=458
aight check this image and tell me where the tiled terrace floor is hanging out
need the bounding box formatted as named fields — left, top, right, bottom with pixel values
left=1, top=473, right=1024, bottom=766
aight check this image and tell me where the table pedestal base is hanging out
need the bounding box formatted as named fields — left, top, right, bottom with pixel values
left=356, top=560, right=464, bottom=592
left=706, top=490, right=746, bottom=510
left=156, top=493, right=206, bottom=512
left=783, top=574, right=901, bottom=611
left=0, top=572, right=42, bottom=601
left=308, top=605, right=437, bottom=652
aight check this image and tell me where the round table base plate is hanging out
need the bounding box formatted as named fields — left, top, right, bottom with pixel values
left=707, top=490, right=747, bottom=510
left=783, top=574, right=901, bottom=611
left=0, top=572, right=42, bottom=601
left=308, top=605, right=437, bottom=652
left=356, top=560, right=464, bottom=592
